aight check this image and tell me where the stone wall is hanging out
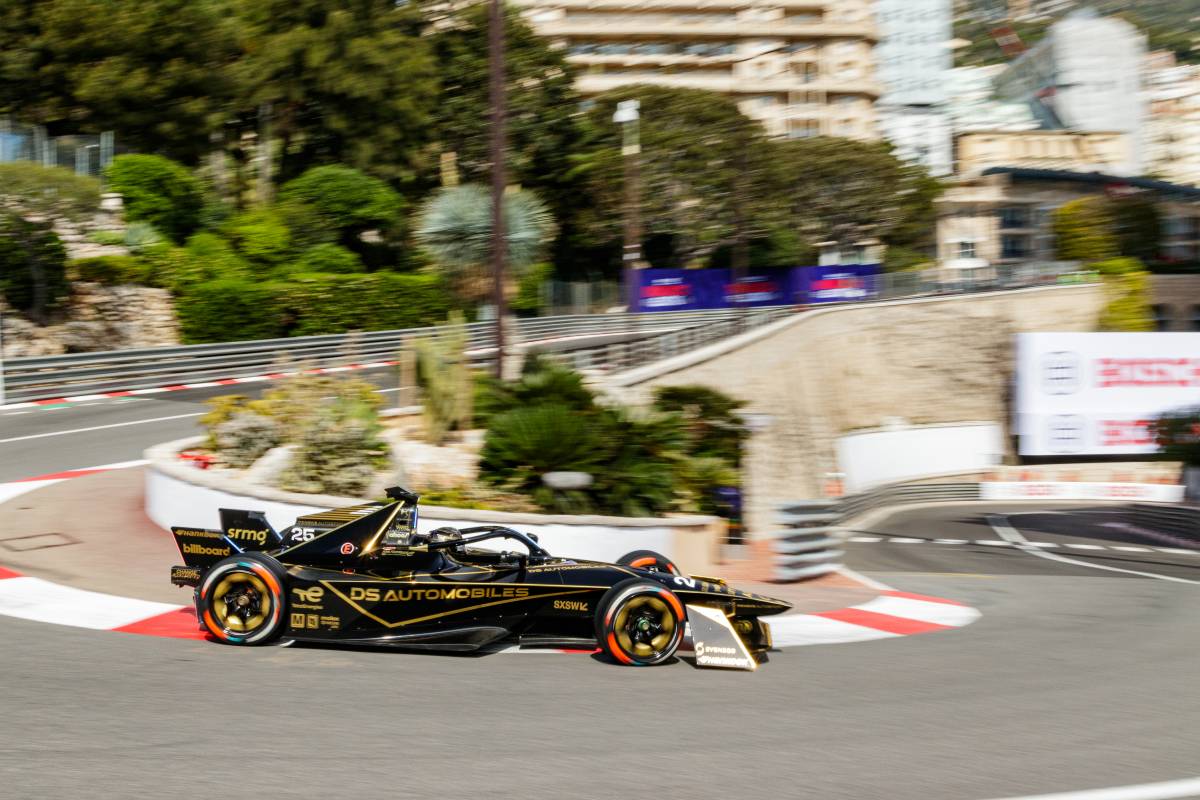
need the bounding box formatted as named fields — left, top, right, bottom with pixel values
left=606, top=283, right=1107, bottom=537
left=2, top=282, right=179, bottom=357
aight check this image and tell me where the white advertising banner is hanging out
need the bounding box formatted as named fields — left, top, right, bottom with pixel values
left=1016, top=332, right=1200, bottom=456
left=980, top=482, right=1185, bottom=502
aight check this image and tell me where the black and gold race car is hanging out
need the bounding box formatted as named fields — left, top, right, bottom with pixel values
left=169, top=487, right=791, bottom=668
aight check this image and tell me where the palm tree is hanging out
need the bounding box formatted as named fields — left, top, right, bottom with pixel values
left=415, top=184, right=555, bottom=305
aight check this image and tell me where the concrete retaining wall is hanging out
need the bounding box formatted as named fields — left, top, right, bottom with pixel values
left=606, top=283, right=1107, bottom=537
left=144, top=438, right=724, bottom=575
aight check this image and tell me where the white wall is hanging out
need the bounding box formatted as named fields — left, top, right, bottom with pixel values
left=836, top=422, right=1004, bottom=493
left=146, top=467, right=678, bottom=567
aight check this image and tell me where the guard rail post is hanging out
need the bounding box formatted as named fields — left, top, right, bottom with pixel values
left=774, top=499, right=845, bottom=582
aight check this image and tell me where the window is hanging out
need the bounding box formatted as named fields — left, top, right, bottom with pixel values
left=1001, top=234, right=1032, bottom=260
left=956, top=240, right=976, bottom=260
left=999, top=206, right=1031, bottom=229
left=1152, top=305, right=1172, bottom=332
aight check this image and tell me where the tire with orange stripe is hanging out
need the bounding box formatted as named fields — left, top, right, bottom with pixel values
left=199, top=554, right=288, bottom=645
left=595, top=579, right=685, bottom=666
left=616, top=549, right=680, bottom=576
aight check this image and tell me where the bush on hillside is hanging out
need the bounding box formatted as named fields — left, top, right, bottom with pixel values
left=105, top=155, right=202, bottom=242
left=184, top=232, right=251, bottom=280
left=223, top=208, right=292, bottom=267
left=0, top=217, right=69, bottom=316
left=279, top=166, right=403, bottom=236
left=294, top=243, right=364, bottom=274
left=70, top=255, right=152, bottom=285
left=176, top=273, right=454, bottom=343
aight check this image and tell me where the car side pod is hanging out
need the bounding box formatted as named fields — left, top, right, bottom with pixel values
left=684, top=605, right=759, bottom=671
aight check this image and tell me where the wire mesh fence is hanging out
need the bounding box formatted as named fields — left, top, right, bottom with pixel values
left=0, top=117, right=114, bottom=178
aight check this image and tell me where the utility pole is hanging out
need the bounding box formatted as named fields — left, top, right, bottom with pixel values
left=488, top=0, right=507, bottom=379
left=614, top=100, right=643, bottom=311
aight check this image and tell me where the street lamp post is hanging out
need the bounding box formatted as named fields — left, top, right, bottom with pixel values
left=488, top=0, right=507, bottom=379
left=613, top=100, right=643, bottom=311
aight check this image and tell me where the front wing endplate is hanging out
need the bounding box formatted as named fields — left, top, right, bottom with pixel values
left=684, top=604, right=757, bottom=671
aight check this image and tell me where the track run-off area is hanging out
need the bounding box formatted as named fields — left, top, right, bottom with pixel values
left=0, top=390, right=1198, bottom=800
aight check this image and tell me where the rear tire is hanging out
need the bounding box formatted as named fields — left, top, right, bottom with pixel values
left=595, top=579, right=685, bottom=666
left=616, top=549, right=680, bottom=576
left=199, top=553, right=288, bottom=645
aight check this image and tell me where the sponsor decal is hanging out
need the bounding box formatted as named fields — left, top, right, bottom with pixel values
left=319, top=615, right=340, bottom=631
left=672, top=576, right=697, bottom=589
left=293, top=586, right=325, bottom=604
left=552, top=599, right=589, bottom=612
left=182, top=543, right=231, bottom=557
left=175, top=528, right=223, bottom=540
left=288, top=530, right=316, bottom=544
left=694, top=640, right=753, bottom=669
left=340, top=542, right=356, bottom=555
left=348, top=586, right=530, bottom=602
left=226, top=527, right=268, bottom=545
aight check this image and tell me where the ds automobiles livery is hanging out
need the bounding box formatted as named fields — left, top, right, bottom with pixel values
left=170, top=487, right=791, bottom=668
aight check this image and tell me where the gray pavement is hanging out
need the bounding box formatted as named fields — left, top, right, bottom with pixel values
left=1, top=502, right=1198, bottom=799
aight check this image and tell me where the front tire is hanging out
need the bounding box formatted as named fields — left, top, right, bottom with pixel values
left=616, top=549, right=680, bottom=575
left=199, top=554, right=288, bottom=645
left=595, top=579, right=685, bottom=666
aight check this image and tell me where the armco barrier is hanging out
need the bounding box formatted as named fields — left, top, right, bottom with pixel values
left=774, top=500, right=845, bottom=581
left=774, top=483, right=982, bottom=582
left=1131, top=503, right=1200, bottom=544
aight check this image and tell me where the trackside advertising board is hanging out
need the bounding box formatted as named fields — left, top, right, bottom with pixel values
left=628, top=265, right=879, bottom=312
left=1015, top=332, right=1200, bottom=456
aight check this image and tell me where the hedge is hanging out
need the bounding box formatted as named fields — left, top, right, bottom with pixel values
left=177, top=273, right=455, bottom=343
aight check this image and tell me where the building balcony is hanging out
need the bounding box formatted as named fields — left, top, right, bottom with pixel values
left=574, top=70, right=882, bottom=96
left=515, top=0, right=825, bottom=9
left=536, top=19, right=878, bottom=42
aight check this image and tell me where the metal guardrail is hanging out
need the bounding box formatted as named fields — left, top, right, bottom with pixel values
left=774, top=483, right=983, bottom=582
left=1130, top=503, right=1200, bottom=544
left=2, top=307, right=788, bottom=402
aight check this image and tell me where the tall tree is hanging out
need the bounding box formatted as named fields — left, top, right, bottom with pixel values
left=15, top=0, right=241, bottom=163
left=772, top=136, right=935, bottom=263
left=573, top=85, right=776, bottom=269
left=233, top=0, right=438, bottom=184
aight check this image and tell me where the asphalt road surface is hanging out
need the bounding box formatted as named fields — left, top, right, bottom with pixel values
left=2, top=501, right=1198, bottom=800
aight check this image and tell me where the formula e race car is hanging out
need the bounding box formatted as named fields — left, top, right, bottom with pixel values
left=169, top=487, right=791, bottom=668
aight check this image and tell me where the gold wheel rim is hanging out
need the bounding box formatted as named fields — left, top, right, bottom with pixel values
left=614, top=595, right=675, bottom=659
left=211, top=571, right=271, bottom=633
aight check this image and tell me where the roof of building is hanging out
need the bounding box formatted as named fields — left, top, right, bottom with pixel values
left=981, top=166, right=1200, bottom=200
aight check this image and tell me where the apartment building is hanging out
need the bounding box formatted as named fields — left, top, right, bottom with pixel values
left=1144, top=52, right=1200, bottom=188
left=513, top=0, right=881, bottom=140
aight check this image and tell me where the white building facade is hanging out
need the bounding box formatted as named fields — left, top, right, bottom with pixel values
left=873, top=0, right=953, bottom=175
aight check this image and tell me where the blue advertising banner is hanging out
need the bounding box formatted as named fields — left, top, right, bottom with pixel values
left=628, top=265, right=879, bottom=312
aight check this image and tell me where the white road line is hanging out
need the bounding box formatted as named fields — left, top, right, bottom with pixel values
left=977, top=775, right=1200, bottom=800
left=1065, top=543, right=1105, bottom=550
left=0, top=412, right=202, bottom=444
left=1111, top=546, right=1152, bottom=552
left=1156, top=547, right=1200, bottom=556
left=834, top=565, right=894, bottom=591
left=933, top=538, right=969, bottom=544
left=987, top=515, right=1200, bottom=585
left=849, top=536, right=883, bottom=542
left=976, top=540, right=1013, bottom=546
left=888, top=537, right=926, bottom=544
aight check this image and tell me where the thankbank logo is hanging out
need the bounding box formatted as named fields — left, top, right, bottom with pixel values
left=1041, top=351, right=1081, bottom=395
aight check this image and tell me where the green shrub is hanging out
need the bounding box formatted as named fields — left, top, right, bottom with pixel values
left=652, top=385, right=746, bottom=465
left=105, top=154, right=202, bottom=242
left=176, top=279, right=285, bottom=343
left=294, top=243, right=364, bottom=274
left=278, top=165, right=403, bottom=235
left=123, top=222, right=166, bottom=254
left=223, top=208, right=292, bottom=267
left=0, top=216, right=68, bottom=318
left=1099, top=270, right=1155, bottom=332
left=479, top=403, right=604, bottom=494
left=279, top=416, right=386, bottom=497
left=184, top=232, right=251, bottom=280
left=473, top=356, right=596, bottom=426
left=511, top=262, right=552, bottom=315
left=1151, top=407, right=1200, bottom=466
left=200, top=394, right=250, bottom=449
left=176, top=273, right=455, bottom=343
left=250, top=374, right=382, bottom=442
left=274, top=199, right=337, bottom=250
left=88, top=229, right=126, bottom=246
left=70, top=255, right=151, bottom=285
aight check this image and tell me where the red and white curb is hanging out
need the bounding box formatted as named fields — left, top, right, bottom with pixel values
left=0, top=361, right=401, bottom=411
left=0, top=465, right=980, bottom=648
left=0, top=563, right=979, bottom=648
